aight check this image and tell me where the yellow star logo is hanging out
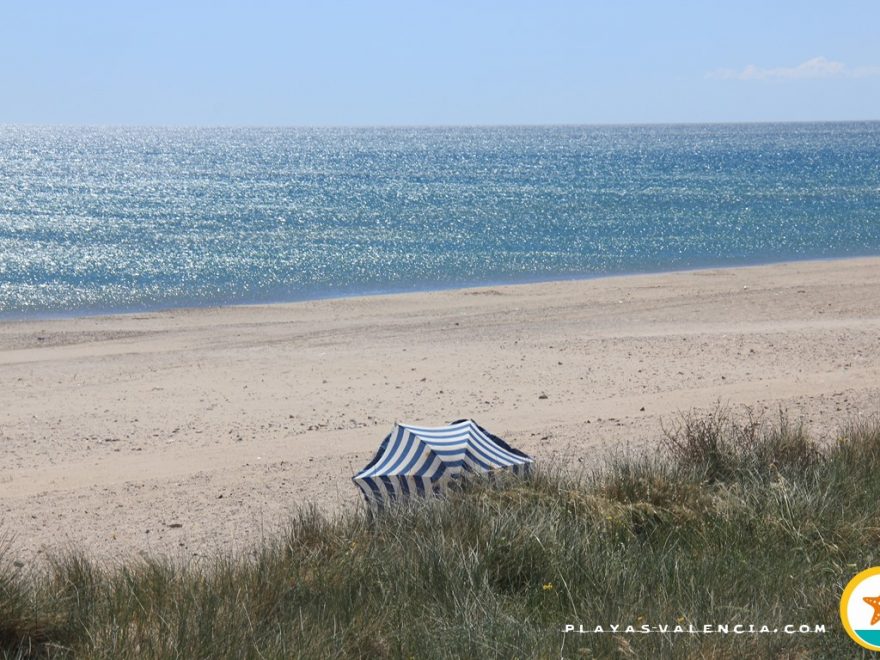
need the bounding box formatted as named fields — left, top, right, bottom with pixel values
left=864, top=595, right=880, bottom=626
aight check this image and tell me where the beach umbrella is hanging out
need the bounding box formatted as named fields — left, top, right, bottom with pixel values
left=352, top=418, right=533, bottom=508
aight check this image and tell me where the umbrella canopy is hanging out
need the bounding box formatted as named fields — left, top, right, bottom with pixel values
left=352, top=418, right=533, bottom=507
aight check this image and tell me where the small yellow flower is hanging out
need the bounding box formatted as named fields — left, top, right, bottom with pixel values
left=543, top=582, right=554, bottom=591
left=676, top=615, right=686, bottom=624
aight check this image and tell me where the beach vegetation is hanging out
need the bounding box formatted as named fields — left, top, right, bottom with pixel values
left=2, top=408, right=878, bottom=658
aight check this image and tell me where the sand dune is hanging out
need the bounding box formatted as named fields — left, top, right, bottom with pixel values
left=2, top=257, right=880, bottom=564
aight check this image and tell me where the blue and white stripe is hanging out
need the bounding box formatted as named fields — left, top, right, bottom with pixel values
left=353, top=419, right=533, bottom=507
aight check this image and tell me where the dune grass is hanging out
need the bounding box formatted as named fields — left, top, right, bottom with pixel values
left=2, top=408, right=879, bottom=658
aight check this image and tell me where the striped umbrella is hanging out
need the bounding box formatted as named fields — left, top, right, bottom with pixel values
left=353, top=419, right=533, bottom=507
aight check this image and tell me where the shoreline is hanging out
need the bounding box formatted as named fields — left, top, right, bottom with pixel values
left=2, top=256, right=880, bottom=564
left=4, top=252, right=880, bottom=324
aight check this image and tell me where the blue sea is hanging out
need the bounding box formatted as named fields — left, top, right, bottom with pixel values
left=1, top=123, right=879, bottom=319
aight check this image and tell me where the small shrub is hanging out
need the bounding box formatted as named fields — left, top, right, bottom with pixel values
left=661, top=404, right=823, bottom=482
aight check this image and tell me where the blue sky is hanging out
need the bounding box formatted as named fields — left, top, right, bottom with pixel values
left=1, top=1, right=878, bottom=125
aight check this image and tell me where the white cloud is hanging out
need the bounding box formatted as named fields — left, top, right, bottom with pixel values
left=707, top=57, right=880, bottom=81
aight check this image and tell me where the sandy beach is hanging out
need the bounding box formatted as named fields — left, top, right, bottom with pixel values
left=2, top=256, right=879, bottom=565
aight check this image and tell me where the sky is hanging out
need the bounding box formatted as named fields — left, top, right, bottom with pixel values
left=1, top=0, right=878, bottom=125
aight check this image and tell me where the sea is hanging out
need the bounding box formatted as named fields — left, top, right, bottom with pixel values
left=1, top=122, right=879, bottom=319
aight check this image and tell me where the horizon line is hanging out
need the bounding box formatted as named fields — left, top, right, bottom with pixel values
left=1, top=118, right=879, bottom=130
